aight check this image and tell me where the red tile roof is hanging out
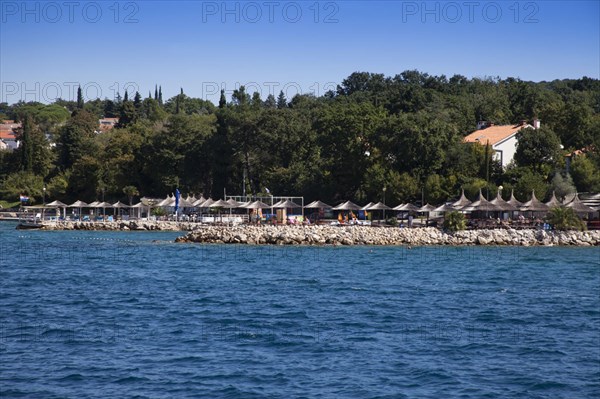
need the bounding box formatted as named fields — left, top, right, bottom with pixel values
left=464, top=123, right=529, bottom=146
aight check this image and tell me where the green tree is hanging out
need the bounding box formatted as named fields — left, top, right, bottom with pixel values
left=122, top=185, right=140, bottom=205
left=546, top=207, right=586, bottom=231
left=443, top=211, right=466, bottom=231
left=515, top=127, right=562, bottom=172
left=77, top=86, right=84, bottom=109
left=570, top=155, right=600, bottom=192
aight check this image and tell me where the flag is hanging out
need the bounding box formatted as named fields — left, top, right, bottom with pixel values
left=174, top=188, right=180, bottom=213
left=19, top=195, right=29, bottom=203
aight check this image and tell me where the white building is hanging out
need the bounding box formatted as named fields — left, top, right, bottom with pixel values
left=463, top=119, right=540, bottom=168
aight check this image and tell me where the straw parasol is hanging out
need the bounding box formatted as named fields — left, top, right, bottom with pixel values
left=274, top=199, right=302, bottom=209
left=198, top=198, right=215, bottom=208
left=244, top=200, right=271, bottom=209
left=193, top=196, right=207, bottom=207
left=47, top=200, right=67, bottom=207
left=520, top=190, right=549, bottom=212
left=69, top=200, right=89, bottom=220
left=434, top=203, right=457, bottom=213
left=506, top=189, right=524, bottom=208
left=360, top=202, right=374, bottom=211
left=226, top=198, right=242, bottom=207
left=210, top=199, right=233, bottom=208
left=451, top=189, right=472, bottom=209
left=304, top=200, right=332, bottom=209
left=564, top=193, right=595, bottom=213
left=394, top=203, right=420, bottom=212
left=461, top=189, right=501, bottom=212
left=545, top=191, right=562, bottom=208
left=490, top=192, right=518, bottom=212
left=418, top=203, right=436, bottom=212
left=332, top=201, right=361, bottom=211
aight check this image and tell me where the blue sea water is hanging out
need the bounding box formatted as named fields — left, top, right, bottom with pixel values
left=0, top=221, right=599, bottom=398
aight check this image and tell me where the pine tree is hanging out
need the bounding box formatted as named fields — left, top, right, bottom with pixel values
left=134, top=91, right=142, bottom=106
left=77, top=86, right=84, bottom=109
left=219, top=89, right=227, bottom=108
left=276, top=90, right=287, bottom=109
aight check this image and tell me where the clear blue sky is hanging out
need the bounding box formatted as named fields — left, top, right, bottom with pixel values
left=1, top=0, right=598, bottom=104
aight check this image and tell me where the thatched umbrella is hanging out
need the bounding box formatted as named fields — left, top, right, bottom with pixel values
left=68, top=200, right=89, bottom=221
left=367, top=201, right=392, bottom=223
left=112, top=201, right=129, bottom=218
left=332, top=201, right=361, bottom=211
left=193, top=196, right=207, bottom=207
left=360, top=202, right=374, bottom=211
left=47, top=200, right=68, bottom=219
left=451, top=189, right=472, bottom=209
left=418, top=203, right=436, bottom=226
left=520, top=190, right=549, bottom=213
left=564, top=193, right=595, bottom=214
left=490, top=192, right=518, bottom=212
left=545, top=191, right=562, bottom=208
left=506, top=189, right=524, bottom=209
left=461, top=190, right=501, bottom=213
left=304, top=200, right=332, bottom=209
left=434, top=203, right=456, bottom=213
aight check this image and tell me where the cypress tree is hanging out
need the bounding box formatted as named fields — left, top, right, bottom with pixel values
left=124, top=90, right=129, bottom=102
left=219, top=89, right=227, bottom=108
left=77, top=86, right=84, bottom=109
left=154, top=85, right=158, bottom=100
left=158, top=86, right=163, bottom=105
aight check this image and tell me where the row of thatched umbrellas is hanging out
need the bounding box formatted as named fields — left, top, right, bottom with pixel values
left=306, top=189, right=598, bottom=215
left=41, top=189, right=598, bottom=220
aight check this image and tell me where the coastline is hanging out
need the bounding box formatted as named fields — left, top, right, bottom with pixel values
left=24, top=221, right=600, bottom=246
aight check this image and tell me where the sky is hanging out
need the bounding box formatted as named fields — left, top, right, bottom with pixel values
left=1, top=0, right=598, bottom=104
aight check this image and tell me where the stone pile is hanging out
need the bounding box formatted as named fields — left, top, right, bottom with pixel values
left=175, top=225, right=600, bottom=246
left=42, top=220, right=196, bottom=231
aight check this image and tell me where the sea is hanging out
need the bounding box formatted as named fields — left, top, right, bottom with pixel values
left=1, top=221, right=599, bottom=398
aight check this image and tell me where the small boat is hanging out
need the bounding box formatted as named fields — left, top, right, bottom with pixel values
left=15, top=210, right=44, bottom=230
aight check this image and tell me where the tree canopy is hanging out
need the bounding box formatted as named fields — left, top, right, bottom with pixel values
left=1, top=71, right=599, bottom=205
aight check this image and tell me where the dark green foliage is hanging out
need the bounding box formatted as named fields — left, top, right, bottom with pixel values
left=546, top=207, right=586, bottom=231
left=1, top=72, right=598, bottom=204
left=443, top=211, right=466, bottom=231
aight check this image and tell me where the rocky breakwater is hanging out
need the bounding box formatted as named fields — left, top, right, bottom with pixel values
left=43, top=220, right=197, bottom=231
left=175, top=225, right=600, bottom=246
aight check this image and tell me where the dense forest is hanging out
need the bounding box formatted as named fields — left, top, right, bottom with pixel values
left=1, top=71, right=599, bottom=206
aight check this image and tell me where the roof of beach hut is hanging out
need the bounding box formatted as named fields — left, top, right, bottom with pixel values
left=451, top=189, right=472, bottom=209
left=210, top=199, right=233, bottom=208
left=506, top=189, right=524, bottom=208
left=490, top=192, right=518, bottom=211
left=418, top=203, right=436, bottom=212
left=433, top=203, right=457, bottom=212
left=360, top=202, right=374, bottom=211
left=367, top=202, right=392, bottom=211
left=226, top=198, right=242, bottom=207
left=112, top=201, right=130, bottom=208
left=564, top=193, right=595, bottom=213
left=304, top=200, right=332, bottom=209
left=394, top=203, right=420, bottom=212
left=520, top=190, right=549, bottom=212
left=94, top=201, right=114, bottom=208
left=544, top=191, right=562, bottom=208
left=461, top=189, right=501, bottom=212
left=274, top=200, right=302, bottom=208
left=192, top=197, right=206, bottom=207
left=332, top=201, right=361, bottom=211
left=46, top=200, right=67, bottom=207
left=244, top=200, right=271, bottom=209
left=69, top=200, right=89, bottom=207
left=131, top=202, right=145, bottom=208
left=198, top=198, right=215, bottom=207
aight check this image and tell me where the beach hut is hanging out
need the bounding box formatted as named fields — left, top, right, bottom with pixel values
left=304, top=200, right=332, bottom=224
left=46, top=200, right=68, bottom=219
left=418, top=203, right=436, bottom=226
left=564, top=193, right=595, bottom=215
left=490, top=192, right=518, bottom=220
left=520, top=190, right=549, bottom=213
left=367, top=202, right=392, bottom=223
left=68, top=200, right=89, bottom=221
left=451, top=189, right=472, bottom=209
left=506, top=189, right=524, bottom=209
left=112, top=201, right=130, bottom=219
left=545, top=191, right=562, bottom=208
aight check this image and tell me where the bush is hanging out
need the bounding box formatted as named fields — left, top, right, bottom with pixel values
left=546, top=207, right=586, bottom=231
left=443, top=211, right=466, bottom=232
left=386, top=217, right=398, bottom=226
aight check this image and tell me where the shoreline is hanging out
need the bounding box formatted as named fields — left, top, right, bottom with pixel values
left=15, top=221, right=600, bottom=246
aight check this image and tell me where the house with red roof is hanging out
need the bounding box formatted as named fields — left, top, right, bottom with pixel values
left=0, top=120, right=21, bottom=150
left=463, top=119, right=540, bottom=168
